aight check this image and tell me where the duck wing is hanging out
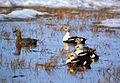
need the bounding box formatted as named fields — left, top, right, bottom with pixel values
left=63, top=37, right=76, bottom=43
left=19, top=38, right=38, bottom=46
left=70, top=57, right=91, bottom=66
left=68, top=36, right=86, bottom=44
left=69, top=36, right=86, bottom=40
left=78, top=51, right=99, bottom=62
left=77, top=52, right=91, bottom=59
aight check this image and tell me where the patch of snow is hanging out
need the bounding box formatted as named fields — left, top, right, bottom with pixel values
left=0, top=14, right=7, bottom=20
left=0, top=0, right=120, bottom=9
left=98, top=19, right=120, bottom=27
left=6, top=9, right=49, bottom=19
left=109, top=9, right=120, bottom=13
left=71, top=11, right=79, bottom=14
left=0, top=9, right=50, bottom=20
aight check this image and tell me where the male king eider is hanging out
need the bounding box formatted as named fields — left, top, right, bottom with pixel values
left=61, top=26, right=86, bottom=44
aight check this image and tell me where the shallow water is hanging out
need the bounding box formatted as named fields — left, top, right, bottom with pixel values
left=0, top=7, right=120, bottom=83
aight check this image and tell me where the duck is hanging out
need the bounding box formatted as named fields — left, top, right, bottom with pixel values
left=74, top=45, right=99, bottom=60
left=13, top=30, right=38, bottom=47
left=61, top=26, right=86, bottom=44
left=66, top=53, right=91, bottom=66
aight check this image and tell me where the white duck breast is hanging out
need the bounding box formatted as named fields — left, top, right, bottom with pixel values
left=63, top=32, right=70, bottom=41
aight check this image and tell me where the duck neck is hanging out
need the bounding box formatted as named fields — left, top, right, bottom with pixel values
left=16, top=32, right=22, bottom=40
left=63, top=31, right=70, bottom=41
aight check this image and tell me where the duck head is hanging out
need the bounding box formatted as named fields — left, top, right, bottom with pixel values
left=66, top=53, right=77, bottom=64
left=60, top=26, right=70, bottom=32
left=74, top=45, right=84, bottom=55
left=67, top=54, right=74, bottom=59
left=75, top=38, right=82, bottom=44
left=74, top=44, right=84, bottom=51
left=13, top=30, right=21, bottom=39
left=75, top=38, right=86, bottom=44
left=13, top=30, right=21, bottom=34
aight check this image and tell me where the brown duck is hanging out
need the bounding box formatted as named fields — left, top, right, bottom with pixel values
left=13, top=30, right=38, bottom=47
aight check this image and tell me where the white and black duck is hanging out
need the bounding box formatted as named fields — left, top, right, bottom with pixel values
left=61, top=26, right=86, bottom=44
left=66, top=53, right=92, bottom=66
left=74, top=45, right=99, bottom=61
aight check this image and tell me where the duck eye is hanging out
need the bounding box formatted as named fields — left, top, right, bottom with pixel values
left=71, top=55, right=74, bottom=57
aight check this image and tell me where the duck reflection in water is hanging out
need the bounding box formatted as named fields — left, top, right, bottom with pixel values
left=66, top=61, right=91, bottom=75
left=63, top=42, right=76, bottom=53
left=13, top=30, right=38, bottom=55
left=66, top=52, right=98, bottom=75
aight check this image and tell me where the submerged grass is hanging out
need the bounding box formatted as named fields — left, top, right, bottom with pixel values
left=7, top=58, right=26, bottom=72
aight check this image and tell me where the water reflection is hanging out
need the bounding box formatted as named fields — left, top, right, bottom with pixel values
left=8, top=58, right=26, bottom=72
left=63, top=42, right=69, bottom=51
left=67, top=63, right=91, bottom=75
left=15, top=43, right=37, bottom=55
left=66, top=56, right=99, bottom=75
left=63, top=42, right=75, bottom=53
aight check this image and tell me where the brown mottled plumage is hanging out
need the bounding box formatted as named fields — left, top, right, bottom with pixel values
left=13, top=30, right=37, bottom=47
left=13, top=30, right=38, bottom=55
left=83, top=47, right=96, bottom=54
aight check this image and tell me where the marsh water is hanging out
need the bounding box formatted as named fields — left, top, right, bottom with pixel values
left=0, top=7, right=120, bottom=83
